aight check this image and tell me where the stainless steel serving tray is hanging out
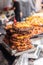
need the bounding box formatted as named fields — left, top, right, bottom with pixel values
left=1, top=40, right=36, bottom=56
left=1, top=31, right=43, bottom=57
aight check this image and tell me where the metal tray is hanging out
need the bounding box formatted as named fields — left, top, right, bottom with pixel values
left=3, top=41, right=43, bottom=59
left=1, top=41, right=36, bottom=56
left=1, top=32, right=43, bottom=57
left=30, top=33, right=43, bottom=39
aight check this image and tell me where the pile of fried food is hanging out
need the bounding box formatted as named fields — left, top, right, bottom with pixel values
left=26, top=16, right=43, bottom=26
left=3, top=29, right=33, bottom=52
left=3, top=16, right=43, bottom=52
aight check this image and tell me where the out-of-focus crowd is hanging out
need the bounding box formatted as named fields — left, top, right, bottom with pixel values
left=0, top=0, right=43, bottom=22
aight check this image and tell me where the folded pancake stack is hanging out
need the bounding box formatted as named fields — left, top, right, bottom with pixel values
left=3, top=33, right=33, bottom=52
left=10, top=33, right=33, bottom=51
left=4, top=22, right=33, bottom=52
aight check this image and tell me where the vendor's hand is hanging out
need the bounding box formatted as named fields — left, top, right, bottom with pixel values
left=20, top=12, right=23, bottom=18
